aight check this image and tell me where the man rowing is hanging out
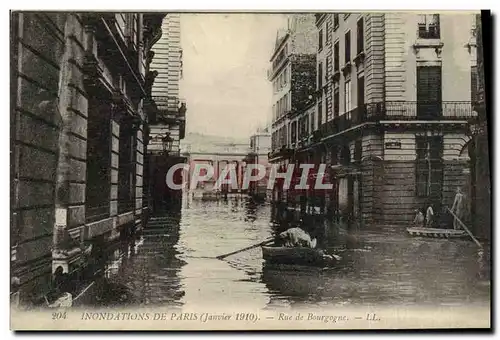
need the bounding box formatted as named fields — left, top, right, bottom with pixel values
left=275, top=227, right=341, bottom=263
left=277, top=227, right=317, bottom=248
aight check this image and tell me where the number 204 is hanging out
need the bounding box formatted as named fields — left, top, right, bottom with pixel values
left=52, top=312, right=67, bottom=320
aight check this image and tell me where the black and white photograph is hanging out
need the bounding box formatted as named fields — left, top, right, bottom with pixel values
left=9, top=10, right=491, bottom=330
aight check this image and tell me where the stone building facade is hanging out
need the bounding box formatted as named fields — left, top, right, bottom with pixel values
left=11, top=12, right=164, bottom=306
left=270, top=12, right=479, bottom=228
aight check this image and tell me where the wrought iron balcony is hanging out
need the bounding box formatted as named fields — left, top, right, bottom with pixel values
left=318, top=101, right=474, bottom=140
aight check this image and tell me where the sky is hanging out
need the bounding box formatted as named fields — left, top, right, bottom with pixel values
left=180, top=14, right=287, bottom=139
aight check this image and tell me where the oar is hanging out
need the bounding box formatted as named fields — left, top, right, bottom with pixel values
left=447, top=207, right=482, bottom=248
left=216, top=237, right=275, bottom=260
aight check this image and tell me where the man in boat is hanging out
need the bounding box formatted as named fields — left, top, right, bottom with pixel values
left=277, top=227, right=317, bottom=248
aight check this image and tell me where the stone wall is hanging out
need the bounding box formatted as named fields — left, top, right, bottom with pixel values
left=11, top=12, right=70, bottom=304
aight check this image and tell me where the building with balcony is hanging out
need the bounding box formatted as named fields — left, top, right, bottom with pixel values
left=145, top=14, right=187, bottom=213
left=469, top=13, right=490, bottom=240
left=293, top=12, right=479, bottom=228
left=268, top=14, right=317, bottom=168
left=10, top=12, right=165, bottom=306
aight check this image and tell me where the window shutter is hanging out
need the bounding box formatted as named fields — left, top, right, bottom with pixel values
left=417, top=66, right=442, bottom=119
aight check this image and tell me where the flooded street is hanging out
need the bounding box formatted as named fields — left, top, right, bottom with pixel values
left=91, top=194, right=490, bottom=310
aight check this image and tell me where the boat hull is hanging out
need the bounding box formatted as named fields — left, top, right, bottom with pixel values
left=407, top=227, right=467, bottom=239
left=261, top=246, right=335, bottom=267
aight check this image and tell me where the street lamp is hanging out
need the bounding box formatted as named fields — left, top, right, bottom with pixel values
left=161, top=133, right=174, bottom=155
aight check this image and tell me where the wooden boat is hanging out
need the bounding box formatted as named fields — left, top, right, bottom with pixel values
left=406, top=227, right=467, bottom=239
left=261, top=246, right=338, bottom=267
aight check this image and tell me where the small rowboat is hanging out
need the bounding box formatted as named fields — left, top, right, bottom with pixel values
left=261, top=246, right=338, bottom=267
left=406, top=227, right=467, bottom=239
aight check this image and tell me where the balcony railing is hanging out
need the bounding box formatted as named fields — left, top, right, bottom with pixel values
left=318, top=101, right=474, bottom=139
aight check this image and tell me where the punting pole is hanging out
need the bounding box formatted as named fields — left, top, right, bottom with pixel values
left=447, top=207, right=482, bottom=248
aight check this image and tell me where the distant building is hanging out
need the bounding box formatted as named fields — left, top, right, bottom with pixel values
left=308, top=12, right=478, bottom=226
left=145, top=14, right=187, bottom=212
left=244, top=130, right=272, bottom=199
left=181, top=133, right=249, bottom=196
left=267, top=14, right=317, bottom=202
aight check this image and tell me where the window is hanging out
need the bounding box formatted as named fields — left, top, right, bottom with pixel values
left=357, top=76, right=365, bottom=109
left=318, top=62, right=323, bottom=89
left=118, top=122, right=136, bottom=214
left=85, top=98, right=112, bottom=222
left=283, top=68, right=288, bottom=86
left=317, top=99, right=323, bottom=126
left=345, top=31, right=351, bottom=63
left=333, top=14, right=339, bottom=29
left=291, top=121, right=297, bottom=143
left=310, top=111, right=315, bottom=132
left=415, top=136, right=443, bottom=197
left=334, top=88, right=339, bottom=117
left=418, top=14, right=440, bottom=39
left=344, top=80, right=351, bottom=113
left=305, top=115, right=310, bottom=136
left=334, top=41, right=340, bottom=72
left=417, top=65, right=442, bottom=119
left=318, top=29, right=323, bottom=51
left=357, top=18, right=364, bottom=55
left=471, top=65, right=478, bottom=103
left=354, top=140, right=362, bottom=162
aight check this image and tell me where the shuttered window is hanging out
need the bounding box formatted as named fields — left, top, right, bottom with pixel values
left=415, top=136, right=443, bottom=198
left=417, top=65, right=442, bottom=119
left=357, top=18, right=364, bottom=55
left=318, top=29, right=323, bottom=51
left=318, top=62, right=323, bottom=89
left=334, top=42, right=340, bottom=72
left=471, top=65, right=478, bottom=103
left=345, top=31, right=351, bottom=62
left=334, top=88, right=339, bottom=118
left=317, top=99, right=323, bottom=126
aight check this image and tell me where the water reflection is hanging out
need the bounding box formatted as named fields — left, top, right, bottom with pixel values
left=87, top=195, right=490, bottom=310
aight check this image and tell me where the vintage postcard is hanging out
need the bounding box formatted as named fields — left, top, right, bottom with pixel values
left=10, top=10, right=491, bottom=330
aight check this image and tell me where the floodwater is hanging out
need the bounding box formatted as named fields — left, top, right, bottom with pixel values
left=89, top=194, right=490, bottom=310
